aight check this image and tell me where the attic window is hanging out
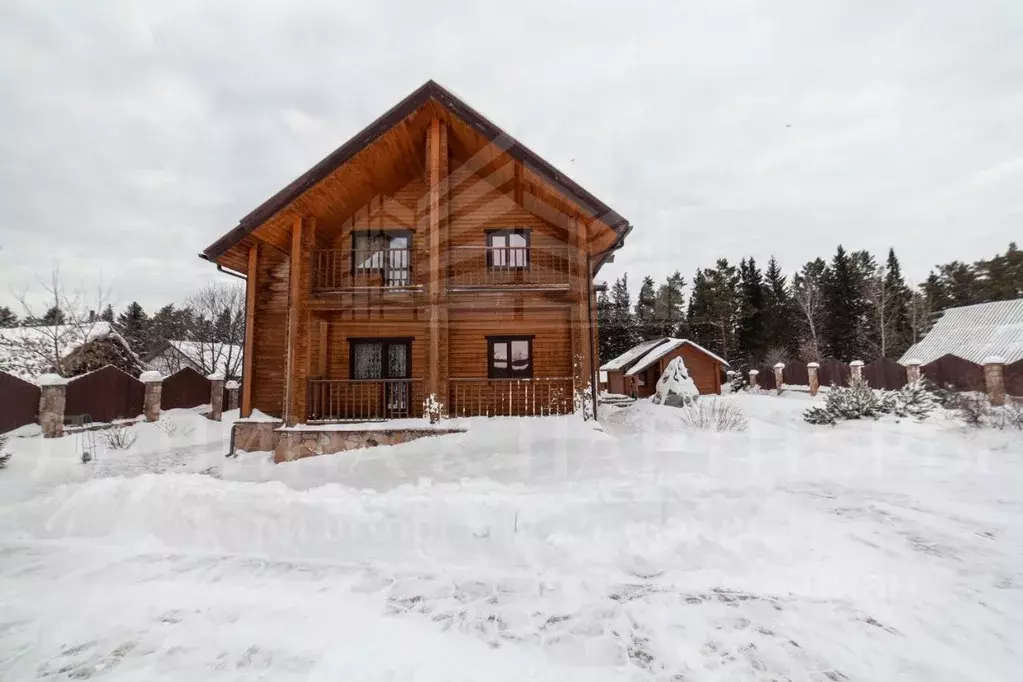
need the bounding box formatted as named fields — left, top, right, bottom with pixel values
left=486, top=229, right=529, bottom=269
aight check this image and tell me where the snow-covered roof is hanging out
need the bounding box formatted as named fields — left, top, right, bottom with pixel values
left=0, top=322, right=132, bottom=380
left=623, top=338, right=730, bottom=377
left=152, top=340, right=244, bottom=378
left=599, top=338, right=667, bottom=371
left=899, top=298, right=1023, bottom=366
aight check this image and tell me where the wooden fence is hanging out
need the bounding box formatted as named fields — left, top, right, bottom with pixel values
left=861, top=358, right=908, bottom=390
left=65, top=365, right=145, bottom=424
left=0, top=372, right=40, bottom=434
left=162, top=367, right=213, bottom=410
left=920, top=354, right=987, bottom=392
left=1007, top=360, right=1023, bottom=398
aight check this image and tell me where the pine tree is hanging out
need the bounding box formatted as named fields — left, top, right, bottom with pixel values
left=736, top=257, right=768, bottom=365
left=633, top=276, right=658, bottom=341
left=881, top=248, right=912, bottom=358
left=603, top=275, right=638, bottom=361
left=653, top=271, right=687, bottom=338
left=116, top=302, right=150, bottom=355
left=99, top=304, right=115, bottom=323
left=762, top=256, right=796, bottom=359
left=596, top=289, right=615, bottom=364
left=0, top=306, right=17, bottom=328
left=41, top=306, right=65, bottom=326
left=823, top=246, right=864, bottom=361
left=687, top=259, right=740, bottom=361
left=975, top=242, right=1023, bottom=301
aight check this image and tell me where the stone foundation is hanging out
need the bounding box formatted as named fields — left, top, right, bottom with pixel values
left=273, top=427, right=463, bottom=463
left=231, top=420, right=285, bottom=454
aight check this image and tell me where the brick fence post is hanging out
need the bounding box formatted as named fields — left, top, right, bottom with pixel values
left=904, top=358, right=922, bottom=385
left=983, top=356, right=1006, bottom=407
left=208, top=372, right=225, bottom=422
left=36, top=373, right=68, bottom=439
left=225, top=380, right=240, bottom=412
left=139, top=370, right=163, bottom=423
left=807, top=362, right=820, bottom=396
left=773, top=363, right=785, bottom=394
left=850, top=359, right=864, bottom=384
left=748, top=369, right=759, bottom=391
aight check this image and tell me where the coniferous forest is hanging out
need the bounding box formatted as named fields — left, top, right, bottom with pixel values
left=597, top=242, right=1023, bottom=367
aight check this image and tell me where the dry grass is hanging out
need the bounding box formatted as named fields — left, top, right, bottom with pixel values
left=677, top=399, right=749, bottom=432
left=103, top=423, right=138, bottom=451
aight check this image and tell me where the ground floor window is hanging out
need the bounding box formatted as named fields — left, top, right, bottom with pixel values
left=487, top=336, right=533, bottom=378
left=349, top=339, right=411, bottom=379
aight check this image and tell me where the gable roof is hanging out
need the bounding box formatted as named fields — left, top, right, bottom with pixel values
left=624, top=338, right=729, bottom=376
left=0, top=322, right=140, bottom=380
left=899, top=298, right=1023, bottom=365
left=599, top=338, right=666, bottom=372
left=201, top=80, right=631, bottom=269
left=145, top=340, right=244, bottom=378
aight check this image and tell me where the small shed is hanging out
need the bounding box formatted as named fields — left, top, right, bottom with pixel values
left=601, top=338, right=728, bottom=397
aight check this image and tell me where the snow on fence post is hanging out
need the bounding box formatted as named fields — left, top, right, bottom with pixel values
left=807, top=362, right=820, bottom=396
left=36, top=373, right=68, bottom=439
left=207, top=372, right=225, bottom=422
left=904, top=358, right=922, bottom=385
left=773, top=363, right=785, bottom=394
left=225, top=380, right=240, bottom=412
left=983, top=356, right=1006, bottom=407
left=140, top=371, right=163, bottom=422
left=748, top=369, right=759, bottom=391
left=849, top=359, right=864, bottom=384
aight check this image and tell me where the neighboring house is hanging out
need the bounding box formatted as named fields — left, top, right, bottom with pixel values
left=145, top=340, right=244, bottom=380
left=200, top=80, right=632, bottom=423
left=601, top=338, right=729, bottom=397
left=0, top=321, right=144, bottom=380
left=899, top=298, right=1023, bottom=366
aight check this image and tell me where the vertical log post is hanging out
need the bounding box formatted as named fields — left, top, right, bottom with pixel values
left=140, top=370, right=163, bottom=423
left=983, top=356, right=1006, bottom=407
left=773, top=363, right=785, bottom=395
left=284, top=216, right=315, bottom=425
left=748, top=369, right=759, bottom=391
left=807, top=362, right=820, bottom=396
left=36, top=374, right=68, bottom=439
left=905, top=358, right=922, bottom=385
left=426, top=118, right=449, bottom=416
left=850, top=359, right=864, bottom=384
left=208, top=373, right=225, bottom=422
left=241, top=243, right=258, bottom=418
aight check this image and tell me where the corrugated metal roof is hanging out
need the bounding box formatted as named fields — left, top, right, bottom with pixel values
left=624, top=338, right=730, bottom=376
left=899, top=298, right=1023, bottom=365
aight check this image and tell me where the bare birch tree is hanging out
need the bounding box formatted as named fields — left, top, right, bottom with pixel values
left=792, top=268, right=825, bottom=362
left=186, top=282, right=245, bottom=379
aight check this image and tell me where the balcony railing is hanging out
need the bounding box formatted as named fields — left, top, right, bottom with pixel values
left=448, top=377, right=574, bottom=417
left=313, top=248, right=418, bottom=291
left=447, top=246, right=573, bottom=289
left=307, top=378, right=424, bottom=421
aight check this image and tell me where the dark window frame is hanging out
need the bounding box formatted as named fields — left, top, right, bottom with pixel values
left=350, top=229, right=413, bottom=274
left=487, top=335, right=534, bottom=379
left=347, top=337, right=413, bottom=380
left=485, top=228, right=531, bottom=270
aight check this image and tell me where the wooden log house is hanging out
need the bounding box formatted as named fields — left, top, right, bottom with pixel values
left=201, top=81, right=632, bottom=424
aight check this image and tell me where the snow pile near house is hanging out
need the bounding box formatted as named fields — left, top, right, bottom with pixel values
left=652, top=356, right=699, bottom=406
left=2, top=394, right=1023, bottom=680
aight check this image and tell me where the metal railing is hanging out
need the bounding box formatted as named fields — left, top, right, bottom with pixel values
left=313, top=248, right=417, bottom=291
left=447, top=246, right=573, bottom=289
left=307, top=378, right=424, bottom=421
left=448, top=377, right=574, bottom=417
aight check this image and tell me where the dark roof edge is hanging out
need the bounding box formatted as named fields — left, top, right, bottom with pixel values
left=202, top=80, right=631, bottom=260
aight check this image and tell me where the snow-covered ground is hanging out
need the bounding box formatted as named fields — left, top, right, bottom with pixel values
left=1, top=396, right=1022, bottom=680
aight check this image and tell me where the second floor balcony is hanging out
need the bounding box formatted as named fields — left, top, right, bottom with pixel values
left=312, top=244, right=574, bottom=293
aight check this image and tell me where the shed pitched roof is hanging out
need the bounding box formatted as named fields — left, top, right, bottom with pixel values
left=899, top=298, right=1023, bottom=365
left=599, top=338, right=666, bottom=372
left=624, top=338, right=729, bottom=376
left=201, top=80, right=631, bottom=270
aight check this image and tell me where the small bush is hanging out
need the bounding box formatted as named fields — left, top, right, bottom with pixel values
left=677, top=399, right=748, bottom=432
left=888, top=380, right=937, bottom=420
left=949, top=393, right=1023, bottom=430
left=0, top=434, right=10, bottom=470
left=803, top=406, right=837, bottom=425
left=103, top=423, right=138, bottom=451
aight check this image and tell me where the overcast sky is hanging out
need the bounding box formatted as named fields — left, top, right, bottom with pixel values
left=1, top=0, right=1020, bottom=314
